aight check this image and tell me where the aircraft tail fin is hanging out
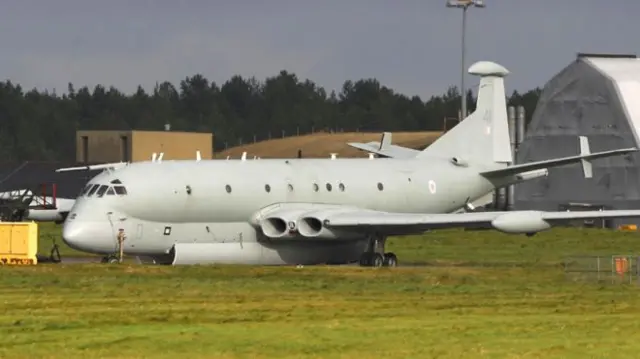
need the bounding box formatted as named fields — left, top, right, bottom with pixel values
left=416, top=61, right=512, bottom=166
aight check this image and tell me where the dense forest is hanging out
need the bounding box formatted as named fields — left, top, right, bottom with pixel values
left=0, top=70, right=542, bottom=161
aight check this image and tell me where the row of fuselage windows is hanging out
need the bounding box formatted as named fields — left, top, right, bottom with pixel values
left=81, top=183, right=128, bottom=198
left=223, top=182, right=385, bottom=194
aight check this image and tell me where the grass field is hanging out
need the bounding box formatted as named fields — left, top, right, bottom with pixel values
left=215, top=131, right=442, bottom=159
left=3, top=225, right=640, bottom=358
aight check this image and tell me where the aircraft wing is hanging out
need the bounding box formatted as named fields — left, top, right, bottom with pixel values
left=312, top=208, right=640, bottom=236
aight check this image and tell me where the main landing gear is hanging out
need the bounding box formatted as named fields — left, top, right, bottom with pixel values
left=358, top=235, right=398, bottom=267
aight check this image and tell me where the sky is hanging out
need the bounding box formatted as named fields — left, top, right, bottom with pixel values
left=2, top=0, right=640, bottom=100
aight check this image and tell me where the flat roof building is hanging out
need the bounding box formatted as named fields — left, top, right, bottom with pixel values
left=76, top=129, right=213, bottom=163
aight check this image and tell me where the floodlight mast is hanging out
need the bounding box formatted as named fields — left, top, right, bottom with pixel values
left=446, top=0, right=486, bottom=120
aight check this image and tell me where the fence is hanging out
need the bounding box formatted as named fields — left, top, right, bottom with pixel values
left=223, top=126, right=352, bottom=150
left=563, top=255, right=640, bottom=284
left=219, top=115, right=464, bottom=151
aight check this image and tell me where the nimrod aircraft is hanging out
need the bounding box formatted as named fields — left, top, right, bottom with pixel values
left=59, top=61, right=640, bottom=267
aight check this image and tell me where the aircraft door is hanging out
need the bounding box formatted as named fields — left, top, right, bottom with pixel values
left=120, top=222, right=143, bottom=250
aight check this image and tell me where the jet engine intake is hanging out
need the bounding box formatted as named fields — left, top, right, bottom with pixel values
left=261, top=217, right=289, bottom=238
left=297, top=217, right=323, bottom=237
left=297, top=216, right=360, bottom=240
left=258, top=208, right=315, bottom=239
left=491, top=211, right=551, bottom=234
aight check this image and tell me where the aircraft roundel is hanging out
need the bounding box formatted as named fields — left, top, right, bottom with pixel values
left=428, top=180, right=437, bottom=194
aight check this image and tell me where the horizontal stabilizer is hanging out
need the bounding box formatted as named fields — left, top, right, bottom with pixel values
left=347, top=142, right=420, bottom=158
left=347, top=131, right=420, bottom=159
left=479, top=147, right=637, bottom=178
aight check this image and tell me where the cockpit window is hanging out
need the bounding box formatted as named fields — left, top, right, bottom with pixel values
left=96, top=185, right=109, bottom=197
left=87, top=185, right=100, bottom=196
left=80, top=184, right=93, bottom=196
left=114, top=186, right=127, bottom=195
left=106, top=187, right=115, bottom=196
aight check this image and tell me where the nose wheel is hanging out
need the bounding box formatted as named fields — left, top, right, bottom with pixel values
left=101, top=255, right=121, bottom=264
left=358, top=235, right=398, bottom=267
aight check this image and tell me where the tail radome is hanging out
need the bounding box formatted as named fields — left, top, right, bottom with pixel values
left=416, top=61, right=512, bottom=166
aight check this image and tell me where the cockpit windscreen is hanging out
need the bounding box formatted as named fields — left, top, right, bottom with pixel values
left=82, top=179, right=128, bottom=198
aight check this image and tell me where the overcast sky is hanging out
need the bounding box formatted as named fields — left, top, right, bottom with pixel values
left=2, top=0, right=639, bottom=99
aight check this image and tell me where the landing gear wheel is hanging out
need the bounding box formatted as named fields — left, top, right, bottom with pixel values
left=371, top=253, right=384, bottom=268
left=102, top=255, right=120, bottom=264
left=384, top=252, right=398, bottom=267
left=359, top=253, right=371, bottom=267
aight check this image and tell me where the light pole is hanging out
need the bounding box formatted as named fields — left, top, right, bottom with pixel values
left=446, top=0, right=485, bottom=120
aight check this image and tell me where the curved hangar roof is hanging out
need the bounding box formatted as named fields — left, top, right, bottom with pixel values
left=514, top=53, right=640, bottom=220
left=582, top=55, right=640, bottom=142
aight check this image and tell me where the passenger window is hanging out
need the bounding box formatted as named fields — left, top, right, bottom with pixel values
left=106, top=187, right=115, bottom=196
left=87, top=185, right=100, bottom=196
left=114, top=186, right=127, bottom=195
left=96, top=185, right=109, bottom=197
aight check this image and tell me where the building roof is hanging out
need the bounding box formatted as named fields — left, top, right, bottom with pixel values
left=580, top=55, right=640, bottom=142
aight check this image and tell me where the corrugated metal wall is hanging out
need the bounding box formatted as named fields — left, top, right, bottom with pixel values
left=515, top=58, right=640, bottom=227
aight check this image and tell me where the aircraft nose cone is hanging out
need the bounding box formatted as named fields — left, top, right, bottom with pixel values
left=62, top=221, right=116, bottom=254
left=62, top=222, right=87, bottom=251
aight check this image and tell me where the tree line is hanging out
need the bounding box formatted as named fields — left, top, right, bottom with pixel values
left=0, top=70, right=541, bottom=162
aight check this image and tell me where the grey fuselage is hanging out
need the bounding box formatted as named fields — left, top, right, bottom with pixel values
left=62, top=157, right=497, bottom=265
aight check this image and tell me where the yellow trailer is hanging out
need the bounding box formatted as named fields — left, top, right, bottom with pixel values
left=0, top=222, right=38, bottom=265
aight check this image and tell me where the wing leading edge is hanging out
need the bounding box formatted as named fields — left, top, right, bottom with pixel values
left=312, top=207, right=640, bottom=236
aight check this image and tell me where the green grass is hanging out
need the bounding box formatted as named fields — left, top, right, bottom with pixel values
left=388, top=227, right=640, bottom=265
left=1, top=264, right=640, bottom=358
left=2, top=226, right=640, bottom=358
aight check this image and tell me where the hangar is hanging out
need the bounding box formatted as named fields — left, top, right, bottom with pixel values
left=514, top=53, right=640, bottom=228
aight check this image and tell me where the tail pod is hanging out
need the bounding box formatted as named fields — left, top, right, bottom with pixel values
left=417, top=61, right=512, bottom=166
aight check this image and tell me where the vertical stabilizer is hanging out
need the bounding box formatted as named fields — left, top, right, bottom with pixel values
left=417, top=61, right=512, bottom=166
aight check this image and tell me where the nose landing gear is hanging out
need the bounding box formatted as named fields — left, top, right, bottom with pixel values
left=101, top=255, right=120, bottom=264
